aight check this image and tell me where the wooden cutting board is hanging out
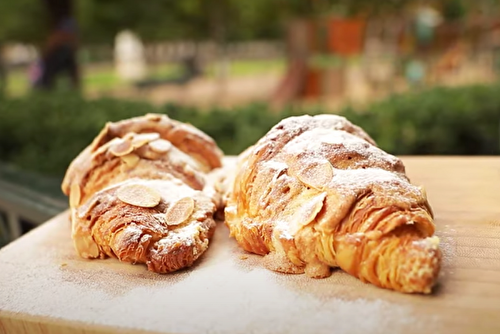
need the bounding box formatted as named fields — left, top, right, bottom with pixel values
left=1, top=157, right=500, bottom=334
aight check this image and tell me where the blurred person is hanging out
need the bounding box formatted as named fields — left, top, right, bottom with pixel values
left=413, top=5, right=442, bottom=48
left=34, top=0, right=80, bottom=91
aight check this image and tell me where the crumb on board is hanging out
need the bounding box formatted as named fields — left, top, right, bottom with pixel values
left=239, top=255, right=249, bottom=260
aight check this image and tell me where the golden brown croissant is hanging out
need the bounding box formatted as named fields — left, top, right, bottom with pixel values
left=225, top=114, right=442, bottom=293
left=62, top=114, right=224, bottom=273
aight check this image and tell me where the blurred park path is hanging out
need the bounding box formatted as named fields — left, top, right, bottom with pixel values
left=87, top=72, right=282, bottom=108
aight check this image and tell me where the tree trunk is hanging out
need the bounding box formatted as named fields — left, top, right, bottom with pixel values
left=0, top=44, right=6, bottom=96
left=207, top=0, right=229, bottom=102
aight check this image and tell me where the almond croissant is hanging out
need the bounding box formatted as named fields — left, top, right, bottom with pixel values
left=225, top=114, right=442, bottom=293
left=62, top=114, right=224, bottom=273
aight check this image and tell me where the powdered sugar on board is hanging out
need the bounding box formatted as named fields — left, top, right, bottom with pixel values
left=0, top=211, right=440, bottom=334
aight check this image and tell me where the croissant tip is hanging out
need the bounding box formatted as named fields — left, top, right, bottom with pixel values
left=399, top=239, right=442, bottom=294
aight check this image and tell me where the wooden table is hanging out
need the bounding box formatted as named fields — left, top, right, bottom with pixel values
left=1, top=157, right=499, bottom=334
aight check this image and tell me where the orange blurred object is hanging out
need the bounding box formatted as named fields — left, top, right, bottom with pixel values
left=328, top=18, right=366, bottom=56
left=304, top=68, right=322, bottom=98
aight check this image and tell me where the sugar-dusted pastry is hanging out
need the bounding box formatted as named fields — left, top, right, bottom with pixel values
left=62, top=114, right=224, bottom=273
left=225, top=114, right=442, bottom=293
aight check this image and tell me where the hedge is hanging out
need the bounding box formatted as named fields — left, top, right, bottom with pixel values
left=344, top=84, right=500, bottom=156
left=0, top=83, right=499, bottom=179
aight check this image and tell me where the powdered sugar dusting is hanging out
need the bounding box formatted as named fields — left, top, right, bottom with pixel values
left=330, top=167, right=421, bottom=198
left=267, top=120, right=421, bottom=206
left=157, top=222, right=202, bottom=248
left=261, top=160, right=288, bottom=172
left=282, top=127, right=401, bottom=173
left=283, top=128, right=368, bottom=155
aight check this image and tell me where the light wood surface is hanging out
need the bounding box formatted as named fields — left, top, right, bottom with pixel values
left=1, top=157, right=500, bottom=334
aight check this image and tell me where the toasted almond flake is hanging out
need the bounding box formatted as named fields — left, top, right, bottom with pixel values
left=73, top=234, right=100, bottom=258
left=123, top=132, right=136, bottom=140
left=132, top=132, right=161, bottom=148
left=145, top=114, right=163, bottom=121
left=290, top=192, right=327, bottom=234
left=77, top=196, right=101, bottom=219
left=419, top=185, right=427, bottom=198
left=135, top=145, right=163, bottom=160
left=295, top=160, right=334, bottom=190
left=165, top=197, right=194, bottom=226
left=116, top=183, right=161, bottom=208
left=109, top=139, right=133, bottom=157
left=71, top=210, right=78, bottom=228
left=95, top=137, right=121, bottom=156
left=149, top=139, right=172, bottom=153
left=184, top=164, right=195, bottom=176
left=70, top=183, right=81, bottom=208
left=121, top=153, right=140, bottom=168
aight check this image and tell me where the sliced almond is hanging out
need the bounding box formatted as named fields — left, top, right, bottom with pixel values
left=123, top=132, right=136, bottom=140
left=73, top=234, right=100, bottom=258
left=149, top=139, right=172, bottom=153
left=77, top=196, right=101, bottom=219
left=109, top=139, right=133, bottom=157
left=146, top=114, right=162, bottom=121
left=419, top=185, right=427, bottom=198
left=290, top=192, right=327, bottom=234
left=165, top=197, right=194, bottom=226
left=121, top=153, right=140, bottom=168
left=132, top=132, right=161, bottom=148
left=295, top=160, right=334, bottom=190
left=70, top=183, right=81, bottom=208
left=116, top=183, right=161, bottom=208
left=95, top=137, right=120, bottom=156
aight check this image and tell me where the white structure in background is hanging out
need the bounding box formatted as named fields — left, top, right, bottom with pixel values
left=114, top=30, right=146, bottom=82
left=3, top=43, right=38, bottom=66
left=415, top=5, right=443, bottom=29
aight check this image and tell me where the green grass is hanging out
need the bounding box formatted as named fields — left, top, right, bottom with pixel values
left=148, top=63, right=183, bottom=80
left=4, top=58, right=286, bottom=97
left=228, top=58, right=285, bottom=76
left=6, top=69, right=30, bottom=96
left=82, top=68, right=125, bottom=92
left=206, top=58, right=285, bottom=77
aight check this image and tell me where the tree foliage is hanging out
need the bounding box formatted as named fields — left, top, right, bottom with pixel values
left=0, top=0, right=407, bottom=45
left=76, top=0, right=284, bottom=43
left=0, top=0, right=46, bottom=44
left=1, top=0, right=500, bottom=45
